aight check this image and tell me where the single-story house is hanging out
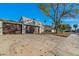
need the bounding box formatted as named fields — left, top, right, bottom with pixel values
left=20, top=16, right=44, bottom=34
left=0, top=16, right=44, bottom=35
left=43, top=25, right=55, bottom=33
left=0, top=19, right=22, bottom=35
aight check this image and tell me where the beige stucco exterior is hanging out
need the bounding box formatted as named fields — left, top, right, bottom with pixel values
left=21, top=16, right=44, bottom=34
left=0, top=21, right=3, bottom=35
left=0, top=17, right=44, bottom=35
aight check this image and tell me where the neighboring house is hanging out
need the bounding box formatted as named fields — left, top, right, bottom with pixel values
left=44, top=25, right=55, bottom=33
left=76, top=29, right=79, bottom=33
left=44, top=25, right=52, bottom=32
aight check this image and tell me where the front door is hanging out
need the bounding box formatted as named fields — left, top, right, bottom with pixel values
left=26, top=26, right=35, bottom=33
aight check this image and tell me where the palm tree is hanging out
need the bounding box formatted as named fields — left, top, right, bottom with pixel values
left=39, top=3, right=79, bottom=34
left=73, top=24, right=78, bottom=32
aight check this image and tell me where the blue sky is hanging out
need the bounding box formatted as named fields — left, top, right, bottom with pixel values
left=0, top=3, right=79, bottom=28
left=62, top=18, right=79, bottom=29
left=0, top=3, right=52, bottom=25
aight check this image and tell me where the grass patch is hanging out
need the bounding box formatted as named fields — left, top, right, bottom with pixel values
left=42, top=32, right=71, bottom=37
left=53, top=32, right=71, bottom=37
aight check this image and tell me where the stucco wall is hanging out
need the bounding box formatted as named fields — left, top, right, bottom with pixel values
left=22, top=24, right=26, bottom=34
left=21, top=16, right=44, bottom=34
left=39, top=25, right=44, bottom=33
left=0, top=21, right=3, bottom=35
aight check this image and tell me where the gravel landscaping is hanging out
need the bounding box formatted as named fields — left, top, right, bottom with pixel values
left=0, top=34, right=79, bottom=56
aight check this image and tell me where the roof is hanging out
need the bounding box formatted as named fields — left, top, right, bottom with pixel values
left=0, top=16, right=43, bottom=26
left=0, top=19, right=22, bottom=24
left=20, top=16, right=43, bottom=26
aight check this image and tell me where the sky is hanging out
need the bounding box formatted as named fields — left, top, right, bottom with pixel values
left=0, top=3, right=79, bottom=29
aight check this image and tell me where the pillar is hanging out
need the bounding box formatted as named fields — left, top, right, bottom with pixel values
left=22, top=24, right=26, bottom=34
left=0, top=21, right=3, bottom=35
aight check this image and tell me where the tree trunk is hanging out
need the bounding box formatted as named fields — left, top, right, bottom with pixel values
left=55, top=25, right=58, bottom=34
left=56, top=28, right=58, bottom=34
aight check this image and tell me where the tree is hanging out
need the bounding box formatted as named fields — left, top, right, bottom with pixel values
left=73, top=24, right=78, bottom=32
left=58, top=24, right=71, bottom=32
left=66, top=24, right=72, bottom=31
left=58, top=24, right=67, bottom=32
left=39, top=3, right=79, bottom=34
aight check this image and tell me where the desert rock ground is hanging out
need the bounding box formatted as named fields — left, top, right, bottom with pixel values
left=0, top=34, right=79, bottom=56
left=0, top=34, right=65, bottom=56
left=56, top=34, right=79, bottom=56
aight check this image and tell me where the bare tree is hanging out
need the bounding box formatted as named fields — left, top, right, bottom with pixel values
left=39, top=3, right=79, bottom=33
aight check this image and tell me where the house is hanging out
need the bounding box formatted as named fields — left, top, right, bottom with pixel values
left=20, top=16, right=44, bottom=34
left=0, top=16, right=45, bottom=35
left=44, top=25, right=52, bottom=32
left=43, top=25, right=55, bottom=33
left=77, top=29, right=79, bottom=32
left=0, top=19, right=22, bottom=35
left=0, top=20, right=3, bottom=35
